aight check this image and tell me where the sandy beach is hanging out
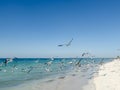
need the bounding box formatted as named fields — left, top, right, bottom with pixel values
left=93, top=59, right=120, bottom=90
left=1, top=58, right=120, bottom=90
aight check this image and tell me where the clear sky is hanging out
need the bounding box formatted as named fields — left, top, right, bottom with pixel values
left=0, top=0, right=120, bottom=58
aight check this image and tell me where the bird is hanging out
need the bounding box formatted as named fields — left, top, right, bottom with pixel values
left=76, top=58, right=83, bottom=67
left=81, top=53, right=89, bottom=57
left=4, top=58, right=10, bottom=66
left=58, top=38, right=73, bottom=47
left=27, top=66, right=34, bottom=73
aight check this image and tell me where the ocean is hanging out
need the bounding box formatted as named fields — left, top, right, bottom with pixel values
left=0, top=58, right=113, bottom=89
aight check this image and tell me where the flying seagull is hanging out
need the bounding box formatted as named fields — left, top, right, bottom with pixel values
left=58, top=38, right=73, bottom=47
left=81, top=52, right=89, bottom=57
left=4, top=58, right=13, bottom=66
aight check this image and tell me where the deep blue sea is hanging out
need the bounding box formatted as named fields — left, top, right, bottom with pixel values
left=0, top=58, right=113, bottom=88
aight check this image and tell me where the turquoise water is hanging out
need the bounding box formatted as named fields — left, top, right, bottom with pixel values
left=0, top=58, right=113, bottom=88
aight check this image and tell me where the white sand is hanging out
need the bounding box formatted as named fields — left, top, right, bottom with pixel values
left=2, top=59, right=120, bottom=90
left=93, top=59, right=120, bottom=90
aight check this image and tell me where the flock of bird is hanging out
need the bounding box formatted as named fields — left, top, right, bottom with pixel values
left=0, top=38, right=107, bottom=75
left=0, top=53, right=106, bottom=75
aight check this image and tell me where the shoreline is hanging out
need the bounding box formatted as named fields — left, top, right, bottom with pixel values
left=1, top=63, right=97, bottom=90
left=1, top=58, right=119, bottom=90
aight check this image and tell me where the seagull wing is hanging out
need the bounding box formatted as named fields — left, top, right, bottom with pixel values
left=66, top=38, right=73, bottom=46
left=58, top=44, right=66, bottom=47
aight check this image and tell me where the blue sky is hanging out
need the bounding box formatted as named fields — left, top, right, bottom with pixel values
left=0, top=0, right=120, bottom=58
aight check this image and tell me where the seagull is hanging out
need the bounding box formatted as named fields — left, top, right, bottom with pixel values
left=81, top=52, right=89, bottom=57
left=27, top=66, right=34, bottom=73
left=58, top=38, right=73, bottom=47
left=4, top=58, right=10, bottom=66
left=45, top=61, right=53, bottom=66
left=76, top=58, right=83, bottom=67
left=47, top=61, right=52, bottom=65
left=3, top=57, right=17, bottom=66
left=50, top=57, right=54, bottom=60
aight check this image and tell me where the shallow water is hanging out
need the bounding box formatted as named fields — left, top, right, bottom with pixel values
left=0, top=58, right=113, bottom=89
